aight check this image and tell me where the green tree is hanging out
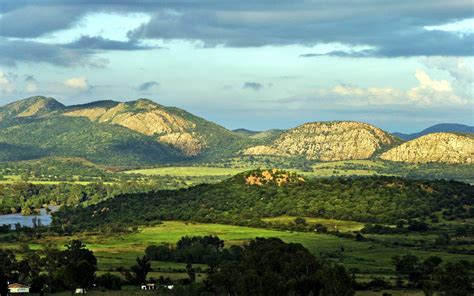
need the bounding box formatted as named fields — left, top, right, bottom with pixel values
left=130, top=256, right=152, bottom=284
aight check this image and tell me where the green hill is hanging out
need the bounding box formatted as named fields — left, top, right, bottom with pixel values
left=0, top=96, right=256, bottom=165
left=54, top=170, right=473, bottom=230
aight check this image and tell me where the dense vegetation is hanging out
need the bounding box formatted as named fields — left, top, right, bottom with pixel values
left=53, top=171, right=473, bottom=231
left=0, top=116, right=182, bottom=165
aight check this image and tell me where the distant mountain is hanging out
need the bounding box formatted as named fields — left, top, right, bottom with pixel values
left=232, top=128, right=260, bottom=137
left=394, top=123, right=474, bottom=140
left=0, top=96, right=250, bottom=165
left=243, top=121, right=398, bottom=161
left=0, top=96, right=64, bottom=127
left=0, top=97, right=472, bottom=166
left=63, top=98, right=247, bottom=158
left=381, top=132, right=474, bottom=164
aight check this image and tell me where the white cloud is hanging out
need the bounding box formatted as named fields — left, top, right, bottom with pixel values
left=327, top=84, right=401, bottom=105
left=64, top=77, right=89, bottom=90
left=422, top=57, right=473, bottom=86
left=0, top=71, right=15, bottom=94
left=407, top=69, right=464, bottom=105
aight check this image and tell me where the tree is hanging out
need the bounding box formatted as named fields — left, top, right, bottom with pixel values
left=392, top=254, right=421, bottom=287
left=96, top=273, right=122, bottom=290
left=436, top=261, right=472, bottom=296
left=130, top=256, right=152, bottom=284
left=0, top=250, right=16, bottom=296
left=209, top=238, right=354, bottom=296
left=63, top=240, right=97, bottom=292
left=186, top=263, right=196, bottom=283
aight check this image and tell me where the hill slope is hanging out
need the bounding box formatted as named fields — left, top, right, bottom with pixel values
left=0, top=96, right=253, bottom=165
left=0, top=96, right=64, bottom=127
left=54, top=170, right=474, bottom=230
left=381, top=133, right=474, bottom=164
left=64, top=99, right=248, bottom=158
left=243, top=121, right=397, bottom=161
left=0, top=116, right=181, bottom=165
left=394, top=123, right=474, bottom=140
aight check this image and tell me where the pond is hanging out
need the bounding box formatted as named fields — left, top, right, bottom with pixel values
left=0, top=208, right=54, bottom=228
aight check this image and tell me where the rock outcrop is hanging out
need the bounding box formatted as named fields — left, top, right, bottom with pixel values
left=380, top=132, right=474, bottom=164
left=243, top=121, right=396, bottom=161
left=64, top=99, right=203, bottom=156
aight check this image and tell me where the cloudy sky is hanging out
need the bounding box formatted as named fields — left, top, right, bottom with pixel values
left=0, top=0, right=473, bottom=132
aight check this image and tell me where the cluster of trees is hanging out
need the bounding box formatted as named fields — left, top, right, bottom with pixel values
left=391, top=254, right=472, bottom=295
left=0, top=177, right=206, bottom=215
left=0, top=240, right=97, bottom=295
left=361, top=219, right=430, bottom=234
left=146, top=236, right=224, bottom=267
left=0, top=158, right=111, bottom=182
left=144, top=236, right=354, bottom=296
left=53, top=174, right=473, bottom=231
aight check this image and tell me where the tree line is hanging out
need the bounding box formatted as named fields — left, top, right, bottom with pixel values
left=53, top=173, right=474, bottom=232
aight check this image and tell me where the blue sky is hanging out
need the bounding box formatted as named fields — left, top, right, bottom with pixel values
left=0, top=1, right=473, bottom=132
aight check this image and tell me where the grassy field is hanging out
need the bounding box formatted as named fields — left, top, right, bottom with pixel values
left=5, top=221, right=472, bottom=278
left=123, top=166, right=249, bottom=176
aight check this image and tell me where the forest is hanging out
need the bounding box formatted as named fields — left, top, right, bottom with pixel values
left=52, top=170, right=474, bottom=232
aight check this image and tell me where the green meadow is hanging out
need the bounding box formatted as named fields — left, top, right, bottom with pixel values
left=5, top=221, right=471, bottom=279
left=123, top=166, right=248, bottom=177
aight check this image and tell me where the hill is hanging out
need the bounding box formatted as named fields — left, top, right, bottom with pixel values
left=0, top=96, right=64, bottom=127
left=0, top=96, right=253, bottom=165
left=1, top=96, right=472, bottom=166
left=0, top=116, right=181, bottom=165
left=381, top=132, right=474, bottom=164
left=63, top=98, right=248, bottom=158
left=394, top=123, right=474, bottom=140
left=243, top=121, right=398, bottom=161
left=53, top=170, right=473, bottom=230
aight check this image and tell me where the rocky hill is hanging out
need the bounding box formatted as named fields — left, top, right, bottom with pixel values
left=64, top=98, right=250, bottom=158
left=0, top=96, right=472, bottom=166
left=381, top=132, right=474, bottom=164
left=0, top=96, right=250, bottom=165
left=244, top=121, right=397, bottom=161
left=0, top=96, right=64, bottom=126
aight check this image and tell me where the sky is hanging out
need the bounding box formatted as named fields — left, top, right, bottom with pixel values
left=0, top=1, right=473, bottom=133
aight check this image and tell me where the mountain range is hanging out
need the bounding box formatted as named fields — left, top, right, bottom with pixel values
left=0, top=96, right=472, bottom=166
left=393, top=123, right=474, bottom=140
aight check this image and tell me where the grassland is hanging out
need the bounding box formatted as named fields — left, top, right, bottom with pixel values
left=123, top=166, right=249, bottom=176
left=4, top=221, right=472, bottom=278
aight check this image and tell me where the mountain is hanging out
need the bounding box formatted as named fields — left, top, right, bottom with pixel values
left=232, top=128, right=260, bottom=137
left=63, top=98, right=247, bottom=158
left=1, top=97, right=472, bottom=166
left=0, top=96, right=64, bottom=127
left=393, top=123, right=474, bottom=140
left=381, top=132, right=474, bottom=164
left=0, top=96, right=249, bottom=165
left=243, top=121, right=398, bottom=161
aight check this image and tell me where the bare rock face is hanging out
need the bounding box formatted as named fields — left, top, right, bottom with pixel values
left=381, top=133, right=474, bottom=164
left=65, top=101, right=195, bottom=135
left=64, top=99, right=202, bottom=156
left=159, top=133, right=202, bottom=156
left=242, top=145, right=286, bottom=156
left=243, top=121, right=396, bottom=161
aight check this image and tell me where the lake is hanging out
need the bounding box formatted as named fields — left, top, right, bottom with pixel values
left=0, top=208, right=53, bottom=228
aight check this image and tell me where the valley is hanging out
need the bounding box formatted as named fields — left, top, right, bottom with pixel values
left=0, top=96, right=472, bottom=295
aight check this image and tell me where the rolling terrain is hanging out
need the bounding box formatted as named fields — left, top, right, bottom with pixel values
left=381, top=133, right=474, bottom=164
left=0, top=96, right=473, bottom=166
